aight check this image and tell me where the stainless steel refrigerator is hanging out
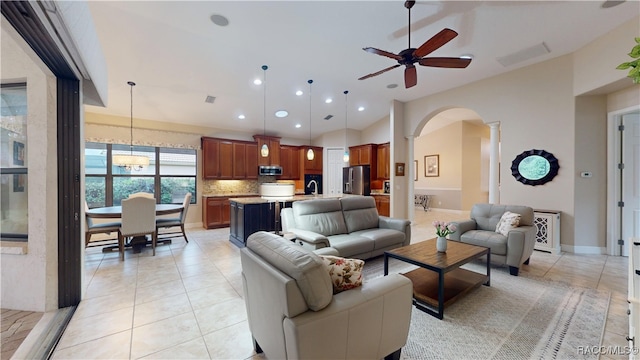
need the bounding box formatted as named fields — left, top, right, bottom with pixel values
left=343, top=165, right=370, bottom=195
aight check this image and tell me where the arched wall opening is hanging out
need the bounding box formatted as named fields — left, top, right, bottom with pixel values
left=412, top=107, right=492, bottom=211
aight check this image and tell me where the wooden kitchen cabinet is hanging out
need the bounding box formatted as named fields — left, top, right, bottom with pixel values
left=377, top=142, right=390, bottom=180
left=253, top=135, right=281, bottom=166
left=202, top=196, right=231, bottom=229
left=279, top=145, right=300, bottom=180
left=202, top=137, right=258, bottom=180
left=303, top=146, right=323, bottom=174
left=349, top=144, right=377, bottom=166
left=202, top=137, right=233, bottom=179
left=372, top=195, right=390, bottom=217
left=246, top=143, right=258, bottom=179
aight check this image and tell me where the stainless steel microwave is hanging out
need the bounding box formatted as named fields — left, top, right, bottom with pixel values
left=259, top=166, right=283, bottom=176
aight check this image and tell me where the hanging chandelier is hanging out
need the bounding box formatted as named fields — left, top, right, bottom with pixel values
left=343, top=90, right=350, bottom=163
left=307, top=79, right=314, bottom=161
left=260, top=65, right=269, bottom=157
left=112, top=81, right=149, bottom=171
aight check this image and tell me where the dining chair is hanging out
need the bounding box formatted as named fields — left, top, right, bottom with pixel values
left=129, top=192, right=154, bottom=199
left=118, top=196, right=157, bottom=260
left=156, top=192, right=192, bottom=243
left=85, top=201, right=121, bottom=248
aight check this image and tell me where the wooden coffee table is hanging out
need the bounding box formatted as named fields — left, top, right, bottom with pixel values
left=384, top=239, right=490, bottom=319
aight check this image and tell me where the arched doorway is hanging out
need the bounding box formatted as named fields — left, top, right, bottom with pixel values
left=412, top=107, right=492, bottom=212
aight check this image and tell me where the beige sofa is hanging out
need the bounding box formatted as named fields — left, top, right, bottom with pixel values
left=241, top=231, right=413, bottom=360
left=280, top=196, right=411, bottom=259
left=449, top=203, right=536, bottom=276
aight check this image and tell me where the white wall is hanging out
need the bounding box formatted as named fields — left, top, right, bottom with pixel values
left=1, top=21, right=59, bottom=312
left=405, top=55, right=577, bottom=246
left=573, top=17, right=640, bottom=96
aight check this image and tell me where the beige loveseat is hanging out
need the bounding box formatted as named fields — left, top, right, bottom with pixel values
left=449, top=203, right=536, bottom=276
left=241, top=231, right=413, bottom=360
left=280, top=196, right=411, bottom=259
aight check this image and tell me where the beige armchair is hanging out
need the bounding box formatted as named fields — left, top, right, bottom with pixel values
left=241, top=231, right=413, bottom=360
left=119, top=197, right=157, bottom=260
left=156, top=192, right=191, bottom=243
left=449, top=203, right=536, bottom=276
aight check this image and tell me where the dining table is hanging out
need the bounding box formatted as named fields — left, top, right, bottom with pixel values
left=86, top=204, right=183, bottom=219
left=86, top=204, right=184, bottom=253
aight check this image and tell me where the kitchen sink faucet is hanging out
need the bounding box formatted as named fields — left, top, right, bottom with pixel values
left=307, top=180, right=318, bottom=195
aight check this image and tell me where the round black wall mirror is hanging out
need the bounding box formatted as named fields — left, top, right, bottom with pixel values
left=510, top=149, right=559, bottom=186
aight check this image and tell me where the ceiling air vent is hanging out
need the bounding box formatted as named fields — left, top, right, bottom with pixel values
left=496, top=42, right=550, bottom=67
left=204, top=95, right=216, bottom=104
left=324, top=114, right=333, bottom=120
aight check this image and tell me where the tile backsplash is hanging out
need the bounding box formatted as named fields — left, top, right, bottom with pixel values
left=202, top=176, right=295, bottom=195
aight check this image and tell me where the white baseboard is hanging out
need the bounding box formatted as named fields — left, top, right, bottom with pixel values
left=417, top=207, right=468, bottom=215
left=560, top=244, right=606, bottom=255
left=185, top=222, right=206, bottom=229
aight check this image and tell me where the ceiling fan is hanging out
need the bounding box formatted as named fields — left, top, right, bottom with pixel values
left=358, top=0, right=472, bottom=89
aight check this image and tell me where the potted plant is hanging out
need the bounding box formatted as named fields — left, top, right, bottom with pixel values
left=617, top=37, right=640, bottom=84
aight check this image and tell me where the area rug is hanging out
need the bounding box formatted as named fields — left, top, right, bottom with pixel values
left=363, top=257, right=611, bottom=360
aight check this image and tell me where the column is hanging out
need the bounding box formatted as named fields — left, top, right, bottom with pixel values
left=407, top=136, right=415, bottom=223
left=488, top=122, right=500, bottom=204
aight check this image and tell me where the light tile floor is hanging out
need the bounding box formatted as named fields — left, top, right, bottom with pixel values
left=50, top=209, right=631, bottom=360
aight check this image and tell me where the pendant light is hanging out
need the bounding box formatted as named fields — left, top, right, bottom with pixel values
left=113, top=81, right=149, bottom=171
left=306, top=79, right=314, bottom=161
left=260, top=65, right=269, bottom=157
left=343, top=90, right=350, bottom=163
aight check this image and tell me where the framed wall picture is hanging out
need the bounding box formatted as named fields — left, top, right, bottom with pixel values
left=395, top=162, right=405, bottom=176
left=13, top=141, right=24, bottom=166
left=414, top=160, right=418, bottom=181
left=424, top=154, right=439, bottom=177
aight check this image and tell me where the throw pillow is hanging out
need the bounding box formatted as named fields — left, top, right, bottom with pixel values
left=495, top=211, right=521, bottom=236
left=319, top=255, right=364, bottom=294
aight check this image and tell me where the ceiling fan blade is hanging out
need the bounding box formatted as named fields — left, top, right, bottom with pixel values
left=414, top=28, right=458, bottom=58
left=418, top=57, right=471, bottom=68
left=358, top=64, right=402, bottom=80
left=362, top=47, right=403, bottom=61
left=404, top=64, right=417, bottom=88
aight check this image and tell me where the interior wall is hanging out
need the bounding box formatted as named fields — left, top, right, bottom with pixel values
left=607, top=86, right=640, bottom=112
left=414, top=122, right=462, bottom=209
left=405, top=55, right=577, bottom=247
left=360, top=116, right=390, bottom=144
left=574, top=95, right=608, bottom=251
left=461, top=122, right=490, bottom=209
left=573, top=16, right=640, bottom=96
left=1, top=21, right=59, bottom=312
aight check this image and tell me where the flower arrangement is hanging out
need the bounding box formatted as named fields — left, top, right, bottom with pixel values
left=433, top=221, right=457, bottom=237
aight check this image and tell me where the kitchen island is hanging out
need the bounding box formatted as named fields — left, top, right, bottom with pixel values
left=228, top=194, right=347, bottom=248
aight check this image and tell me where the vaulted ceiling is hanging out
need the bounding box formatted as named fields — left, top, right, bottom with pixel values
left=84, top=1, right=638, bottom=140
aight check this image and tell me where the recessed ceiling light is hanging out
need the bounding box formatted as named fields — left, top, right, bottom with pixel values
left=296, top=90, right=303, bottom=96
left=210, top=14, right=229, bottom=27
left=325, top=98, right=333, bottom=104
left=358, top=106, right=365, bottom=112
left=275, top=110, right=288, bottom=118
left=238, top=114, right=245, bottom=120
left=295, top=124, right=301, bottom=128
left=253, top=79, right=262, bottom=85
left=386, top=84, right=398, bottom=89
